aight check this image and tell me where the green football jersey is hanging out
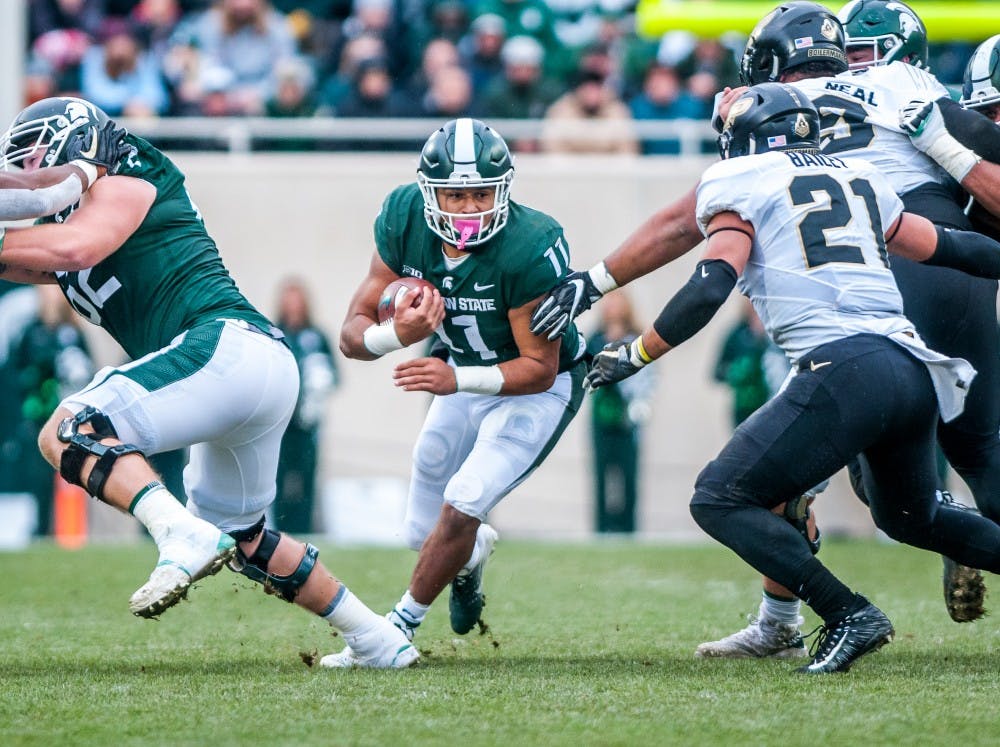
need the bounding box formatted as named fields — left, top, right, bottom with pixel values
left=54, top=135, right=271, bottom=360
left=375, top=183, right=582, bottom=370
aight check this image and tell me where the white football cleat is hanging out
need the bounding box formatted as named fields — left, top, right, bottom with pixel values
left=695, top=616, right=807, bottom=659
left=129, top=520, right=236, bottom=619
left=320, top=619, right=420, bottom=670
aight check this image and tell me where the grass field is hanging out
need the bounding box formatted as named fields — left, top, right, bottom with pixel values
left=0, top=538, right=997, bottom=746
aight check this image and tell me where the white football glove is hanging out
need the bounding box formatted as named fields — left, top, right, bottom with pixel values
left=900, top=97, right=981, bottom=182
left=899, top=98, right=943, bottom=149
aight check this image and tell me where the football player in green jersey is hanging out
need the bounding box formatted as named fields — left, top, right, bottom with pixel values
left=0, top=97, right=417, bottom=669
left=337, top=118, right=588, bottom=665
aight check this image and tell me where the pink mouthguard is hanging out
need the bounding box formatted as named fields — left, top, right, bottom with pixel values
left=453, top=219, right=480, bottom=251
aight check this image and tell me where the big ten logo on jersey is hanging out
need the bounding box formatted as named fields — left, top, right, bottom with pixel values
left=402, top=265, right=424, bottom=278
left=56, top=269, right=122, bottom=326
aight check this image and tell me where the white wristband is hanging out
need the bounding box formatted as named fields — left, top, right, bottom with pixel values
left=362, top=321, right=404, bottom=357
left=628, top=338, right=651, bottom=368
left=924, top=135, right=982, bottom=183
left=68, top=159, right=99, bottom=189
left=588, top=261, right=619, bottom=295
left=454, top=365, right=504, bottom=395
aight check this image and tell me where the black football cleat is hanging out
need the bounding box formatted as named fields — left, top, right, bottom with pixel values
left=942, top=556, right=987, bottom=623
left=449, top=525, right=498, bottom=635
left=797, top=602, right=894, bottom=674
left=937, top=491, right=987, bottom=623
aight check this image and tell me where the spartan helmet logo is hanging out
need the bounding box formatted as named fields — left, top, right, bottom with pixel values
left=63, top=100, right=93, bottom=125
left=820, top=17, right=838, bottom=41
left=794, top=113, right=811, bottom=137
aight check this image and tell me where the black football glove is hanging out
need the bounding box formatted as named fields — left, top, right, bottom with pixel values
left=64, top=121, right=132, bottom=175
left=584, top=340, right=647, bottom=391
left=530, top=270, right=603, bottom=341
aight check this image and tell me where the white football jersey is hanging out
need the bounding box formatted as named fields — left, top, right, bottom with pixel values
left=792, top=62, right=950, bottom=195
left=696, top=150, right=908, bottom=364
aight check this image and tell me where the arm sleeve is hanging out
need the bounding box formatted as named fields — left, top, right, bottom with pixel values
left=938, top=96, right=1000, bottom=164
left=652, top=259, right=738, bottom=347
left=0, top=175, right=83, bottom=222
left=924, top=225, right=1000, bottom=279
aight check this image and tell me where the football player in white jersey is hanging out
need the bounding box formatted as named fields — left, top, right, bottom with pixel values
left=700, top=0, right=998, bottom=653
left=585, top=82, right=1000, bottom=674
left=531, top=0, right=1000, bottom=653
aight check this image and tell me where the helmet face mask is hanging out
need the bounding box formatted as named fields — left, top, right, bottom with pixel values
left=417, top=118, right=514, bottom=251
left=719, top=82, right=821, bottom=159
left=0, top=97, right=110, bottom=172
left=962, top=33, right=1000, bottom=116
left=838, top=0, right=928, bottom=70
left=740, top=2, right=848, bottom=86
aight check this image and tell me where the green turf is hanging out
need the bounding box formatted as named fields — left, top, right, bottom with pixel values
left=0, top=539, right=996, bottom=746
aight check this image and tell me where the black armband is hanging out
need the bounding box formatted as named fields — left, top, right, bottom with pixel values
left=652, top=259, right=738, bottom=347
left=924, top=225, right=1000, bottom=279
left=939, top=96, right=1000, bottom=163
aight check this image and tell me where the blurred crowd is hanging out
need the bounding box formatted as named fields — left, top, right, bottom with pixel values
left=21, top=0, right=985, bottom=153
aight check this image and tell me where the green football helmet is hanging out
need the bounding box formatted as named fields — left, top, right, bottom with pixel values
left=838, top=0, right=928, bottom=70
left=0, top=96, right=111, bottom=171
left=962, top=34, right=1000, bottom=113
left=417, top=118, right=514, bottom=251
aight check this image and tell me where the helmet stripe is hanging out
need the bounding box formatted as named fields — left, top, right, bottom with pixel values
left=970, top=41, right=995, bottom=86
left=451, top=118, right=477, bottom=175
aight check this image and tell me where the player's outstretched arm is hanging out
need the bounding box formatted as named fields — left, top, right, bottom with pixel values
left=0, top=166, right=90, bottom=222
left=937, top=97, right=1000, bottom=163
left=585, top=211, right=747, bottom=390
left=900, top=97, right=1000, bottom=217
left=0, top=175, right=154, bottom=272
left=0, top=124, right=132, bottom=222
left=887, top=212, right=1000, bottom=279
left=530, top=187, right=702, bottom=340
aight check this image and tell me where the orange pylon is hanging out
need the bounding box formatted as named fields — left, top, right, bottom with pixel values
left=53, top=473, right=87, bottom=549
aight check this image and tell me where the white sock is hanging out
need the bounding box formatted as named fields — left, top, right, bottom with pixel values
left=760, top=591, right=802, bottom=627
left=390, top=589, right=429, bottom=630
left=461, top=524, right=493, bottom=574
left=129, top=483, right=195, bottom=547
left=322, top=585, right=383, bottom=637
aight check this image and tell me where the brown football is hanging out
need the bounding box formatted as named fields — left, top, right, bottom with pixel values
left=377, top=277, right=436, bottom=323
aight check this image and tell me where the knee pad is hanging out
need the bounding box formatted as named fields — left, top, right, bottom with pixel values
left=228, top=525, right=318, bottom=603
left=57, top=406, right=143, bottom=500
left=403, top=519, right=431, bottom=552
left=782, top=495, right=821, bottom=555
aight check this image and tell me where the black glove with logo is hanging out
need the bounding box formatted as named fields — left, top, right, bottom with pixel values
left=65, top=122, right=132, bottom=175
left=530, top=270, right=603, bottom=340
